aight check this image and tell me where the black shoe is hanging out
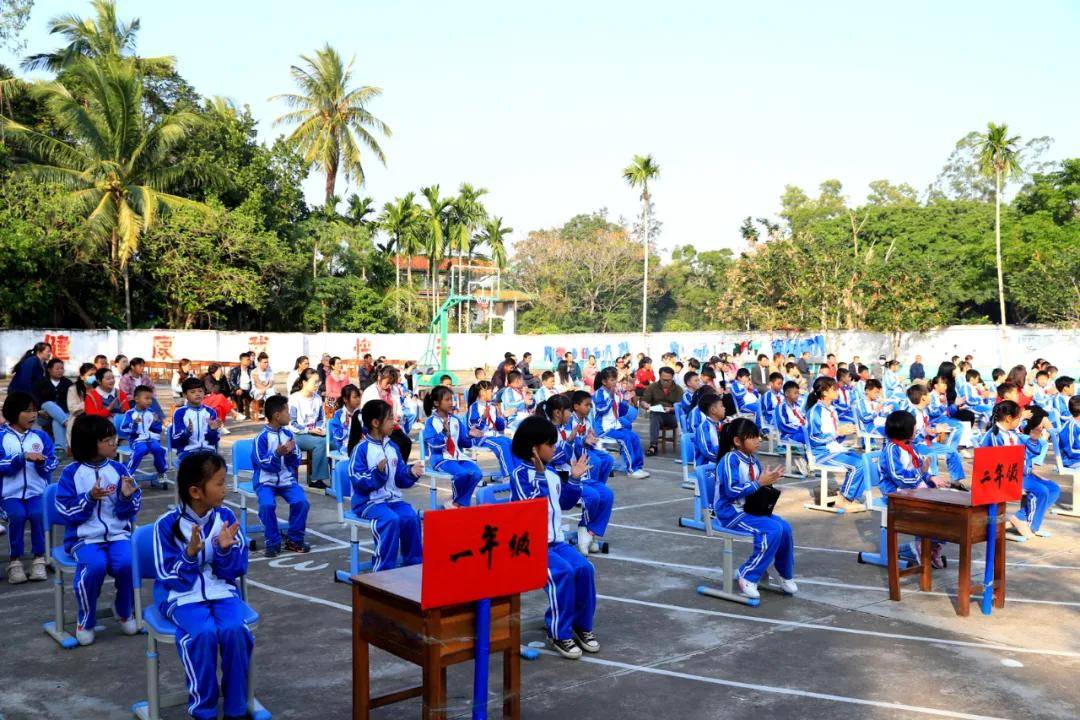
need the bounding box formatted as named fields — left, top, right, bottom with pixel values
left=646, top=445, right=658, bottom=457
left=573, top=629, right=600, bottom=653
left=307, top=479, right=329, bottom=491
left=547, top=635, right=582, bottom=659
left=284, top=539, right=311, bottom=554
left=264, top=545, right=280, bottom=558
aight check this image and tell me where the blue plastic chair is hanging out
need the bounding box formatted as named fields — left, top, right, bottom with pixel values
left=41, top=483, right=81, bottom=648
left=1050, top=428, right=1079, bottom=518
left=129, top=525, right=270, bottom=720
left=330, top=461, right=376, bottom=583
left=231, top=438, right=273, bottom=549
left=114, top=414, right=133, bottom=465
left=417, top=431, right=453, bottom=510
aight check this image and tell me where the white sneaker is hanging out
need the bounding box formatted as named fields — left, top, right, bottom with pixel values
left=6, top=560, right=27, bottom=584
left=576, top=526, right=591, bottom=555
left=589, top=540, right=601, bottom=553
left=218, top=425, right=232, bottom=435
left=793, top=458, right=809, bottom=476
left=29, top=556, right=47, bottom=582
left=119, top=616, right=139, bottom=635
left=738, top=577, right=760, bottom=599
left=443, top=500, right=458, bottom=510
left=778, top=578, right=798, bottom=595
left=76, top=625, right=95, bottom=646
left=629, top=469, right=650, bottom=479
left=0, top=523, right=6, bottom=538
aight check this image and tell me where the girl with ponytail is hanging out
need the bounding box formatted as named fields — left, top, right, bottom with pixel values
left=805, top=377, right=876, bottom=511
left=421, top=386, right=483, bottom=508
left=466, top=380, right=515, bottom=478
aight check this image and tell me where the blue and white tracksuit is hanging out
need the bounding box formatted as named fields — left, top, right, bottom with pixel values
left=327, top=406, right=354, bottom=455
left=883, top=369, right=905, bottom=401
left=55, top=460, right=141, bottom=629
left=926, top=392, right=966, bottom=444
left=774, top=401, right=807, bottom=445
left=120, top=408, right=167, bottom=475
left=851, top=391, right=885, bottom=437
left=979, top=425, right=1058, bottom=532
left=348, top=437, right=421, bottom=571
left=170, top=405, right=220, bottom=460
left=251, top=425, right=309, bottom=549
left=509, top=460, right=594, bottom=641
left=902, top=402, right=965, bottom=482
left=592, top=387, right=644, bottom=471
left=563, top=417, right=615, bottom=485
left=960, top=383, right=995, bottom=422
left=423, top=413, right=482, bottom=506
left=834, top=385, right=856, bottom=425
left=731, top=383, right=760, bottom=417
left=1060, top=418, right=1080, bottom=469
left=396, top=383, right=418, bottom=435
left=467, top=400, right=514, bottom=478
left=1, top=426, right=57, bottom=559
left=758, top=389, right=782, bottom=433
left=534, top=385, right=558, bottom=406
left=714, top=451, right=794, bottom=584
left=806, top=402, right=874, bottom=502
left=554, top=426, right=613, bottom=538
left=500, top=387, right=532, bottom=433
left=879, top=440, right=945, bottom=556
left=694, top=417, right=726, bottom=467
left=678, top=392, right=696, bottom=427
left=154, top=505, right=252, bottom=720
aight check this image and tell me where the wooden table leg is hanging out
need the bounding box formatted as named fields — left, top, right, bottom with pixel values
left=423, top=611, right=446, bottom=720
left=353, top=588, right=370, bottom=720
left=919, top=537, right=933, bottom=592
left=504, top=596, right=521, bottom=719
left=887, top=514, right=900, bottom=601
left=994, top=505, right=1006, bottom=608
left=957, top=539, right=972, bottom=616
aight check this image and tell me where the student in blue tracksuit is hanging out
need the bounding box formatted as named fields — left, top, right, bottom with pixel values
left=960, top=370, right=996, bottom=423
left=713, top=418, right=797, bottom=600
left=805, top=376, right=874, bottom=510
left=833, top=368, right=856, bottom=424
left=1053, top=377, right=1075, bottom=433
left=541, top=394, right=614, bottom=556
left=679, top=372, right=702, bottom=426
left=774, top=381, right=807, bottom=444
left=2, top=392, right=58, bottom=584
left=328, top=384, right=362, bottom=457
left=694, top=393, right=729, bottom=466
left=851, top=379, right=887, bottom=437
left=1061, top=395, right=1080, bottom=468
left=171, top=377, right=221, bottom=460
left=686, top=387, right=716, bottom=441
left=879, top=410, right=950, bottom=568
left=882, top=360, right=905, bottom=401
left=346, top=399, right=423, bottom=571
left=902, top=385, right=965, bottom=483
left=592, top=366, right=648, bottom=478
left=758, top=372, right=785, bottom=434
left=423, top=386, right=482, bottom=508
left=499, top=371, right=534, bottom=433
left=568, top=391, right=615, bottom=485
left=467, top=380, right=515, bottom=478
left=979, top=400, right=1059, bottom=539
left=120, top=385, right=168, bottom=488
left=926, top=376, right=967, bottom=441
left=509, top=415, right=598, bottom=660
left=55, top=414, right=141, bottom=645
left=251, top=395, right=311, bottom=558
left=153, top=451, right=252, bottom=720
left=534, top=371, right=559, bottom=405
left=732, top=368, right=760, bottom=417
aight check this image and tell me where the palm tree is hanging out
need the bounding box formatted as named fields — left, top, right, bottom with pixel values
left=378, top=193, right=423, bottom=313
left=475, top=216, right=511, bottom=334
left=1, top=57, right=208, bottom=328
left=622, top=153, right=661, bottom=338
left=271, top=44, right=390, bottom=205
left=449, top=183, right=488, bottom=330
left=22, top=0, right=175, bottom=78
left=346, top=194, right=375, bottom=227
left=420, top=184, right=452, bottom=318
left=976, top=122, right=1022, bottom=327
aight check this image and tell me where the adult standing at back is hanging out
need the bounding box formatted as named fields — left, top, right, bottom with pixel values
left=360, top=366, right=412, bottom=460
left=8, top=342, right=51, bottom=395
left=909, top=354, right=926, bottom=382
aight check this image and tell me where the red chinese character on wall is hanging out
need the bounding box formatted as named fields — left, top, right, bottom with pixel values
left=44, top=334, right=71, bottom=361
left=249, top=335, right=269, bottom=356
left=152, top=335, right=175, bottom=361
left=355, top=337, right=372, bottom=356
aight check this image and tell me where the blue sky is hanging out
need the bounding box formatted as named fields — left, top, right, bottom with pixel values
left=4, top=0, right=1079, bottom=253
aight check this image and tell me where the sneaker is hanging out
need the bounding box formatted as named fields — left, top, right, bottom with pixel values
left=737, top=577, right=760, bottom=599
left=930, top=544, right=947, bottom=569
left=793, top=458, right=809, bottom=476
left=284, top=539, right=311, bottom=554
left=218, top=425, right=232, bottom=436
left=778, top=578, right=798, bottom=595
left=646, top=445, right=658, bottom=457
left=547, top=635, right=582, bottom=660
left=119, top=616, right=139, bottom=635
left=264, top=545, right=281, bottom=558
left=308, top=479, right=329, bottom=491
left=7, top=560, right=27, bottom=584
left=75, top=625, right=95, bottom=646
left=29, top=557, right=47, bottom=582
left=573, top=629, right=600, bottom=653
left=443, top=500, right=459, bottom=510
left=1008, top=515, right=1034, bottom=539
left=154, top=473, right=169, bottom=490
left=629, top=469, right=650, bottom=479
left=1034, top=528, right=1052, bottom=538
left=0, top=523, right=6, bottom=538
left=589, top=540, right=601, bottom=553
left=576, top=526, right=591, bottom=555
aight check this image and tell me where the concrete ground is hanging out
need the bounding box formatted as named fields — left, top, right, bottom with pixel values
left=2, top=394, right=1078, bottom=720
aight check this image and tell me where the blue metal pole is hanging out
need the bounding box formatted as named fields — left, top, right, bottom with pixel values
left=981, top=505, right=997, bottom=616
left=472, top=599, right=491, bottom=720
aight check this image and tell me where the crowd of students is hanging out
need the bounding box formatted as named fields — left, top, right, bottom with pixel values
left=3, top=338, right=1079, bottom=716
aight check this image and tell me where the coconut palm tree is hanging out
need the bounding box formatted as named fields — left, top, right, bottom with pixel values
left=474, top=216, right=511, bottom=333
left=420, top=184, right=452, bottom=318
left=1, top=56, right=208, bottom=328
left=622, top=153, right=661, bottom=337
left=976, top=122, right=1022, bottom=327
left=346, top=194, right=375, bottom=227
left=271, top=44, right=390, bottom=205
left=21, top=0, right=175, bottom=78
left=449, top=183, right=488, bottom=330
left=378, top=193, right=423, bottom=313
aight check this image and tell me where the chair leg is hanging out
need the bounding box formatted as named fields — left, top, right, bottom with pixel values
left=804, top=469, right=846, bottom=513
left=1052, top=474, right=1080, bottom=517
left=43, top=566, right=77, bottom=648
left=697, top=535, right=759, bottom=606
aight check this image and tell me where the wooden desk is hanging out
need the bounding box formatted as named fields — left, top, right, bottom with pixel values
left=351, top=565, right=521, bottom=719
left=887, top=488, right=1006, bottom=616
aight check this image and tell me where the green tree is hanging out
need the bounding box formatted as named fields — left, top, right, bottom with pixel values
left=0, top=1, right=34, bottom=54
left=976, top=122, right=1023, bottom=327
left=420, top=184, right=452, bottom=317
left=622, top=153, right=660, bottom=334
left=271, top=44, right=390, bottom=204
left=2, top=57, right=210, bottom=328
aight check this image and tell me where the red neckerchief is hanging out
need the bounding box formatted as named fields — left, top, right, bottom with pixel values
left=611, top=390, right=619, bottom=419
left=791, top=404, right=804, bottom=423
left=485, top=402, right=495, bottom=427
left=747, top=455, right=757, bottom=482
left=896, top=440, right=921, bottom=469
left=442, top=414, right=456, bottom=456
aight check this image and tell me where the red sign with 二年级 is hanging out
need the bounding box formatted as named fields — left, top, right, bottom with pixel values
left=421, top=498, right=548, bottom=610
left=971, top=445, right=1025, bottom=506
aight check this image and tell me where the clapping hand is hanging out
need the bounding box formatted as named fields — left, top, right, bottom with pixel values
left=570, top=452, right=589, bottom=480
left=759, top=465, right=783, bottom=486
left=216, top=522, right=241, bottom=552
left=931, top=475, right=950, bottom=489
left=469, top=427, right=484, bottom=438
left=119, top=475, right=138, bottom=498
left=410, top=462, right=424, bottom=478
left=24, top=451, right=46, bottom=464
left=90, top=483, right=114, bottom=501
left=208, top=418, right=222, bottom=430
left=185, top=524, right=204, bottom=559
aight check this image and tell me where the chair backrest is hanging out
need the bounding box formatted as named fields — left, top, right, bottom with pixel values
left=42, top=482, right=63, bottom=532
left=1051, top=428, right=1065, bottom=473
left=695, top=462, right=717, bottom=508
left=231, top=438, right=256, bottom=480
left=476, top=482, right=512, bottom=505
left=332, top=460, right=352, bottom=503
left=113, top=414, right=129, bottom=441
left=680, top=431, right=694, bottom=466
left=674, top=404, right=686, bottom=433
left=131, top=524, right=158, bottom=582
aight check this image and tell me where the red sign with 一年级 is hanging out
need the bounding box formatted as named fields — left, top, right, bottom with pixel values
left=421, top=498, right=548, bottom=610
left=971, top=444, right=1025, bottom=506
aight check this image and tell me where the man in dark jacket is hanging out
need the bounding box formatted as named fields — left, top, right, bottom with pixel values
left=638, top=366, right=684, bottom=456
left=517, top=352, right=540, bottom=389
left=228, top=352, right=254, bottom=418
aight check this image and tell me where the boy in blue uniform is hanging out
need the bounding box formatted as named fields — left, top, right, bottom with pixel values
left=120, top=385, right=168, bottom=488
left=251, top=395, right=311, bottom=557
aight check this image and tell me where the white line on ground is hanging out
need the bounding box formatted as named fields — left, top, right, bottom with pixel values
left=531, top=649, right=1015, bottom=720
left=594, top=553, right=1080, bottom=609
left=222, top=499, right=349, bottom=547
left=245, top=578, right=351, bottom=612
